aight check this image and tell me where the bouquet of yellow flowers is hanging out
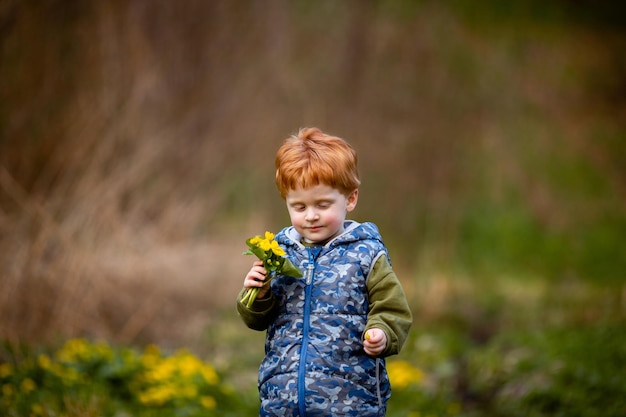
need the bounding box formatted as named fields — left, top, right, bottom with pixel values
left=240, top=231, right=303, bottom=308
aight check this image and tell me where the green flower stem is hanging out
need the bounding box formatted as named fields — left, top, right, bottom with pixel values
left=241, top=275, right=274, bottom=308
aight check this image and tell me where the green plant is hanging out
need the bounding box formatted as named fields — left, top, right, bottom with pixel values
left=0, top=339, right=258, bottom=417
left=464, top=325, right=626, bottom=417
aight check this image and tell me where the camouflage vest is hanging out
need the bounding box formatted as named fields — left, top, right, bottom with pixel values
left=258, top=221, right=391, bottom=417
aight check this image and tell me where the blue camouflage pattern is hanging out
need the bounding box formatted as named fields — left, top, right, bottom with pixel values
left=258, top=221, right=391, bottom=416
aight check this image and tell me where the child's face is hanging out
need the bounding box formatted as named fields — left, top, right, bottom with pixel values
left=285, top=184, right=358, bottom=244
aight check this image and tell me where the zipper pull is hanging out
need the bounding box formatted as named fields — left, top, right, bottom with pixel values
left=305, top=263, right=314, bottom=285
left=305, top=246, right=320, bottom=285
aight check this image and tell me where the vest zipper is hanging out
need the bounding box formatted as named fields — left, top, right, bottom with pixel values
left=298, top=249, right=316, bottom=416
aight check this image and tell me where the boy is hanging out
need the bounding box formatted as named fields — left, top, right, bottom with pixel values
left=237, top=127, right=412, bottom=416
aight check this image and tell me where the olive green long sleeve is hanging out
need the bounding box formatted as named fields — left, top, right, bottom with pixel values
left=363, top=255, right=413, bottom=357
left=236, top=287, right=277, bottom=331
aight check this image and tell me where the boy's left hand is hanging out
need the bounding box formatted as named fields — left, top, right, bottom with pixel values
left=363, top=328, right=387, bottom=357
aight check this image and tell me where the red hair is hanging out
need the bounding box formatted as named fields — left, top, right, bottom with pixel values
left=275, top=127, right=360, bottom=199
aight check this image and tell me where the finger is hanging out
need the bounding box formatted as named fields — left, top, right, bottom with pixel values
left=253, top=266, right=268, bottom=277
left=372, top=329, right=387, bottom=344
left=249, top=275, right=266, bottom=286
left=364, top=341, right=382, bottom=352
left=250, top=265, right=267, bottom=276
left=244, top=272, right=265, bottom=287
left=364, top=345, right=380, bottom=356
left=365, top=330, right=382, bottom=343
left=256, top=270, right=269, bottom=282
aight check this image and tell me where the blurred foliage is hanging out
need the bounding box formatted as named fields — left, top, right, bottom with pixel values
left=384, top=321, right=626, bottom=417
left=464, top=324, right=626, bottom=417
left=0, top=338, right=258, bottom=417
left=458, top=201, right=626, bottom=283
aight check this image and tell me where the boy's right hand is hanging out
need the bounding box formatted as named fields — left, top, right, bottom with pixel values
left=243, top=260, right=270, bottom=299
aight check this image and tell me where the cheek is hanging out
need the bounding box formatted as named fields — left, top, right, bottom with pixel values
left=288, top=210, right=303, bottom=225
left=323, top=209, right=344, bottom=224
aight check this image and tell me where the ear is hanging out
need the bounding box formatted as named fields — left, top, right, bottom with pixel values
left=346, top=189, right=359, bottom=212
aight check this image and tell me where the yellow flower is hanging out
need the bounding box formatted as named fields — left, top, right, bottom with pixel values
left=145, top=359, right=176, bottom=382
left=20, top=378, right=36, bottom=393
left=245, top=231, right=291, bottom=262
left=200, top=395, right=217, bottom=409
left=0, top=362, right=12, bottom=377
left=56, top=338, right=90, bottom=362
left=145, top=344, right=161, bottom=356
left=448, top=402, right=462, bottom=415
left=2, top=383, right=13, bottom=397
left=201, top=364, right=219, bottom=385
left=138, top=385, right=175, bottom=406
left=256, top=231, right=276, bottom=252
left=174, top=350, right=200, bottom=377
left=141, top=344, right=161, bottom=368
left=269, top=240, right=286, bottom=256
left=91, top=342, right=114, bottom=361
left=31, top=404, right=44, bottom=416
left=37, top=354, right=51, bottom=370
left=386, top=360, right=425, bottom=389
left=258, top=238, right=271, bottom=251
left=49, top=363, right=81, bottom=385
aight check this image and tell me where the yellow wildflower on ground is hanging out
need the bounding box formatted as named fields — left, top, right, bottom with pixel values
left=448, top=402, right=462, bottom=415
left=145, top=358, right=176, bottom=383
left=175, top=350, right=203, bottom=377
left=386, top=360, right=425, bottom=389
left=31, top=404, right=44, bottom=416
left=138, top=385, right=176, bottom=406
left=132, top=346, right=222, bottom=408
left=0, top=362, right=12, bottom=377
left=20, top=378, right=36, bottom=393
left=55, top=338, right=90, bottom=362
left=49, top=362, right=81, bottom=385
left=201, top=364, right=219, bottom=385
left=37, top=354, right=51, bottom=369
left=56, top=338, right=113, bottom=363
left=200, top=395, right=217, bottom=409
left=91, top=341, right=114, bottom=361
left=140, top=344, right=161, bottom=370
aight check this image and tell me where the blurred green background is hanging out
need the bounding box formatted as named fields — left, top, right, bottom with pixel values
left=1, top=1, right=624, bottom=416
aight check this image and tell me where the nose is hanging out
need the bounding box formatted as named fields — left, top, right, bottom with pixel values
left=304, top=207, right=318, bottom=222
